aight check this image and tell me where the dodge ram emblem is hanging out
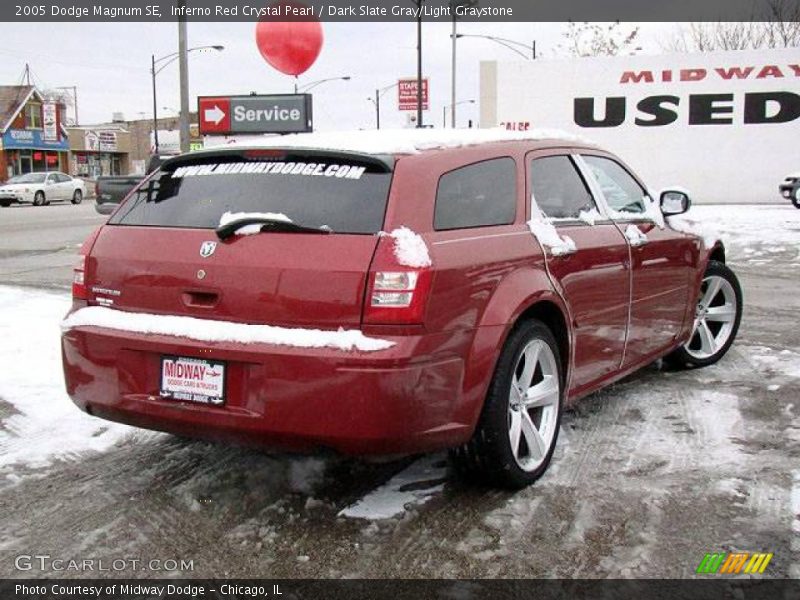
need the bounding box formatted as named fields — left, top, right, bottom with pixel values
left=200, top=241, right=217, bottom=258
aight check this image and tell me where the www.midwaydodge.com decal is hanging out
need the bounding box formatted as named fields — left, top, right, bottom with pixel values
left=171, top=162, right=367, bottom=180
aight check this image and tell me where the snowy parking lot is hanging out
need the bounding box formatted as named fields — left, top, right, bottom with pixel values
left=0, top=203, right=798, bottom=578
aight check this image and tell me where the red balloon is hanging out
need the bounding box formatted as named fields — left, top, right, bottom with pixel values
left=254, top=2, right=323, bottom=77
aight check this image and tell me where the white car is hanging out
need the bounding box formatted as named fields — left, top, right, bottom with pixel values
left=0, top=172, right=87, bottom=207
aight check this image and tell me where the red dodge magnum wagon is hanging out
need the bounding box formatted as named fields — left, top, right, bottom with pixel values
left=61, top=130, right=742, bottom=488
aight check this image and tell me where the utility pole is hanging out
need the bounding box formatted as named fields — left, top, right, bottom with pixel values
left=375, top=89, right=381, bottom=129
left=177, top=0, right=190, bottom=154
left=450, top=13, right=456, bottom=128
left=151, top=55, right=160, bottom=154
left=415, top=0, right=423, bottom=128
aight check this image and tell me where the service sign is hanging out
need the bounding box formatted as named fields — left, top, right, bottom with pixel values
left=198, top=94, right=313, bottom=135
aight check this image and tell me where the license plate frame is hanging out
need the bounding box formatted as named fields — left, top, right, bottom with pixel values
left=159, top=355, right=226, bottom=406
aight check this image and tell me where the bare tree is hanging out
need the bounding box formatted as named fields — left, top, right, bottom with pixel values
left=662, top=4, right=800, bottom=53
left=762, top=0, right=800, bottom=47
left=559, top=21, right=641, bottom=57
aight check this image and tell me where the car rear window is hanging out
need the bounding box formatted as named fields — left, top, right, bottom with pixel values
left=109, top=154, right=393, bottom=234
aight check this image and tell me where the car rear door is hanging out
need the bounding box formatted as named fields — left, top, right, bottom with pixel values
left=57, top=173, right=73, bottom=200
left=579, top=153, right=693, bottom=365
left=45, top=173, right=62, bottom=200
left=527, top=149, right=630, bottom=393
left=86, top=150, right=394, bottom=328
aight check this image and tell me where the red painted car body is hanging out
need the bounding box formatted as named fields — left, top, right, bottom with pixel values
left=61, top=136, right=722, bottom=456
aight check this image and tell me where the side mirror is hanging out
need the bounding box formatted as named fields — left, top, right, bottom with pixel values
left=659, top=188, right=691, bottom=216
left=95, top=203, right=117, bottom=215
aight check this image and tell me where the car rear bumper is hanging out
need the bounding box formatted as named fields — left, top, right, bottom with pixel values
left=61, top=324, right=474, bottom=456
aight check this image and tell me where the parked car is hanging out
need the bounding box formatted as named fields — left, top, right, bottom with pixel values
left=0, top=172, right=87, bottom=207
left=94, top=174, right=145, bottom=211
left=61, top=131, right=742, bottom=488
left=779, top=171, right=800, bottom=208
left=94, top=155, right=175, bottom=215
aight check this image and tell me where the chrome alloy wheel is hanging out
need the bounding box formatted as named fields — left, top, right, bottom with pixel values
left=508, top=339, right=560, bottom=472
left=685, top=274, right=738, bottom=360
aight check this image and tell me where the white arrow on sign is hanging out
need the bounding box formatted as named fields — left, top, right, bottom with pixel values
left=204, top=105, right=225, bottom=125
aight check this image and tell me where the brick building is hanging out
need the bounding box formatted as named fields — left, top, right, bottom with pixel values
left=0, top=85, right=70, bottom=182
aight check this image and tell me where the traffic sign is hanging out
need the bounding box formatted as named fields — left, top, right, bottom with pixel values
left=398, top=78, right=429, bottom=111
left=197, top=94, right=313, bottom=135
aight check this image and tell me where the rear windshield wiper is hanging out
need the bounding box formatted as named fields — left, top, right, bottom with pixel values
left=215, top=217, right=332, bottom=240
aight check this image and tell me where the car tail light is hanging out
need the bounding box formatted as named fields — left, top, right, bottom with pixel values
left=363, top=238, right=432, bottom=325
left=72, top=255, right=90, bottom=300
left=71, top=227, right=103, bottom=302
left=93, top=181, right=99, bottom=198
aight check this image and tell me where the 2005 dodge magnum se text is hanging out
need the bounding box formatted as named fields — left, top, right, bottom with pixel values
left=61, top=129, right=742, bottom=488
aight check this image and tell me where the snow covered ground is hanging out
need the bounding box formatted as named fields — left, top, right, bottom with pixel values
left=0, top=203, right=798, bottom=578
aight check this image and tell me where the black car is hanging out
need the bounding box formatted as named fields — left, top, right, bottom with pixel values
left=779, top=172, right=800, bottom=208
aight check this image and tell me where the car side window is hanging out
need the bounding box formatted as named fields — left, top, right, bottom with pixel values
left=529, top=155, right=597, bottom=219
left=582, top=155, right=647, bottom=215
left=434, top=158, right=516, bottom=231
left=45, top=174, right=56, bottom=184
left=56, top=174, right=70, bottom=183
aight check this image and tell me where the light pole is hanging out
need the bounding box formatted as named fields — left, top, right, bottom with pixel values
left=150, top=44, right=223, bottom=154
left=294, top=76, right=351, bottom=94
left=453, top=33, right=536, bottom=60
left=367, top=82, right=399, bottom=130
left=448, top=0, right=478, bottom=128
left=442, top=99, right=474, bottom=128
left=414, top=0, right=424, bottom=128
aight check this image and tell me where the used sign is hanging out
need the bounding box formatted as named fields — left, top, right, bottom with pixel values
left=198, top=94, right=313, bottom=135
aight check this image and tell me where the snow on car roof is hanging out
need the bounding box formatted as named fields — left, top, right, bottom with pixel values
left=198, top=128, right=592, bottom=156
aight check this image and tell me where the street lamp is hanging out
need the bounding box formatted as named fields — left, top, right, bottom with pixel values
left=367, top=82, right=400, bottom=130
left=294, top=76, right=351, bottom=94
left=150, top=44, right=223, bottom=154
left=453, top=33, right=536, bottom=60
left=442, top=99, right=474, bottom=128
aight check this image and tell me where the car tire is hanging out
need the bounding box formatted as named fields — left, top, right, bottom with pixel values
left=450, top=319, right=564, bottom=489
left=33, top=191, right=45, bottom=206
left=0, top=201, right=10, bottom=208
left=792, top=187, right=800, bottom=209
left=666, top=260, right=742, bottom=369
left=71, top=190, right=83, bottom=205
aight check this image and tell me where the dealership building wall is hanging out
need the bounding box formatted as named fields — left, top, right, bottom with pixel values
left=480, top=48, right=799, bottom=204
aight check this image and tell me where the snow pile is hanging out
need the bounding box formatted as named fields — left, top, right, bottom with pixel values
left=667, top=215, right=720, bottom=249
left=624, top=224, right=648, bottom=245
left=205, top=127, right=592, bottom=156
left=384, top=226, right=432, bottom=268
left=527, top=218, right=577, bottom=257
left=218, top=211, right=292, bottom=236
left=578, top=208, right=603, bottom=225
left=338, top=454, right=447, bottom=520
left=62, top=307, right=394, bottom=352
left=0, top=286, right=135, bottom=471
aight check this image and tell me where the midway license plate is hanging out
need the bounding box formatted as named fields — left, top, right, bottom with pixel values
left=160, top=356, right=226, bottom=406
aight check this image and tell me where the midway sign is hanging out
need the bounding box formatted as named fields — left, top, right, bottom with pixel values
left=198, top=94, right=313, bottom=135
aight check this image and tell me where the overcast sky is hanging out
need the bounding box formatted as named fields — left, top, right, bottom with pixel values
left=0, top=21, right=678, bottom=130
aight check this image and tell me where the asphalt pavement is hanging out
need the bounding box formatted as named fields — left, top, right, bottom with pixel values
left=0, top=203, right=797, bottom=579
